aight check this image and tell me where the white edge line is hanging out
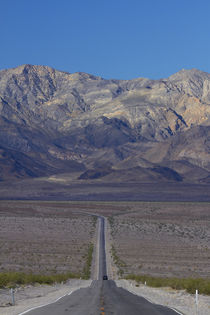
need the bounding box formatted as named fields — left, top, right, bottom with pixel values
left=169, top=307, right=184, bottom=315
left=18, top=290, right=73, bottom=315
left=125, top=288, right=184, bottom=315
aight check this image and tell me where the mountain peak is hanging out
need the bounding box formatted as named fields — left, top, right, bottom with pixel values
left=0, top=64, right=71, bottom=78
left=0, top=64, right=210, bottom=186
left=168, top=68, right=210, bottom=81
left=70, top=71, right=102, bottom=81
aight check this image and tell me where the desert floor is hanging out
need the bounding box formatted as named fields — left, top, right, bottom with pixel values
left=0, top=201, right=96, bottom=275
left=1, top=201, right=209, bottom=279
left=0, top=201, right=210, bottom=315
left=108, top=201, right=210, bottom=278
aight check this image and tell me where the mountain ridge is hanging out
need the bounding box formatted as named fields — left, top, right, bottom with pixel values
left=0, top=64, right=210, bottom=193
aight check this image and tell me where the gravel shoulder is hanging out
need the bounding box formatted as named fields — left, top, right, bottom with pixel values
left=105, top=207, right=210, bottom=315
left=105, top=217, right=118, bottom=280
left=91, top=217, right=99, bottom=280
left=116, top=279, right=210, bottom=315
left=0, top=279, right=92, bottom=315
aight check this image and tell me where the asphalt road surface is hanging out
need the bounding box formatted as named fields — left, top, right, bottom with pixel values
left=23, top=217, right=181, bottom=315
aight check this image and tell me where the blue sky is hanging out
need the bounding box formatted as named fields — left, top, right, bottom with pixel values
left=1, top=0, right=210, bottom=79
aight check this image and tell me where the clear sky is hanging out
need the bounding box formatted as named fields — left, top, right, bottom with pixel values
left=1, top=0, right=210, bottom=80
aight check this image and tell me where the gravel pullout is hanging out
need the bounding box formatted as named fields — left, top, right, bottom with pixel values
left=116, top=279, right=210, bottom=315
left=0, top=279, right=92, bottom=315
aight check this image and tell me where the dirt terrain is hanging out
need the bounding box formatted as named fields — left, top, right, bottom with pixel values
left=1, top=200, right=210, bottom=279
left=1, top=201, right=210, bottom=315
left=0, top=201, right=96, bottom=275
left=108, top=202, right=210, bottom=278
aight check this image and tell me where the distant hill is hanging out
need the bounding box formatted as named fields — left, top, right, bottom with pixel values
left=0, top=64, right=210, bottom=198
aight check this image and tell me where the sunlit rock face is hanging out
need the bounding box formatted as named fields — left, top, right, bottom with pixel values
left=0, top=64, right=210, bottom=183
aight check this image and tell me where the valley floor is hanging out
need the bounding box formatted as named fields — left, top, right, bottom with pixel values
left=0, top=201, right=210, bottom=314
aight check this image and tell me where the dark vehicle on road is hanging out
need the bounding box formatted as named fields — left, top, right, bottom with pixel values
left=103, top=275, right=108, bottom=280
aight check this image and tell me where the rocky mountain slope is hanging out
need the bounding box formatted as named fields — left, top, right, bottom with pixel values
left=0, top=64, right=210, bottom=185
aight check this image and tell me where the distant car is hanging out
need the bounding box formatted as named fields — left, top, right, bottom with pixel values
left=103, top=275, right=108, bottom=280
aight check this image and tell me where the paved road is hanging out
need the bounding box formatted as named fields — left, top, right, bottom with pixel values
left=24, top=216, right=181, bottom=315
left=98, top=216, right=107, bottom=279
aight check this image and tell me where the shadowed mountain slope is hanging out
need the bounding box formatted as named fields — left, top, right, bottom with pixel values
left=0, top=64, right=210, bottom=192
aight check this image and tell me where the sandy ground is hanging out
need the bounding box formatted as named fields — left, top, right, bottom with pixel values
left=0, top=216, right=98, bottom=315
left=1, top=213, right=210, bottom=315
left=105, top=217, right=118, bottom=280
left=103, top=214, right=210, bottom=315
left=109, top=202, right=210, bottom=278
left=0, top=201, right=96, bottom=275
left=0, top=279, right=92, bottom=315
left=1, top=202, right=210, bottom=314
left=1, top=277, right=210, bottom=315
left=106, top=217, right=210, bottom=314
left=91, top=217, right=99, bottom=280
left=116, top=279, right=210, bottom=315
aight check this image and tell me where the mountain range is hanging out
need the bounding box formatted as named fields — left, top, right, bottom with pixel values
left=0, top=64, right=210, bottom=199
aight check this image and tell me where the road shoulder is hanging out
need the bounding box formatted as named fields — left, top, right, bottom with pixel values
left=116, top=279, right=210, bottom=315
left=0, top=279, right=92, bottom=315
